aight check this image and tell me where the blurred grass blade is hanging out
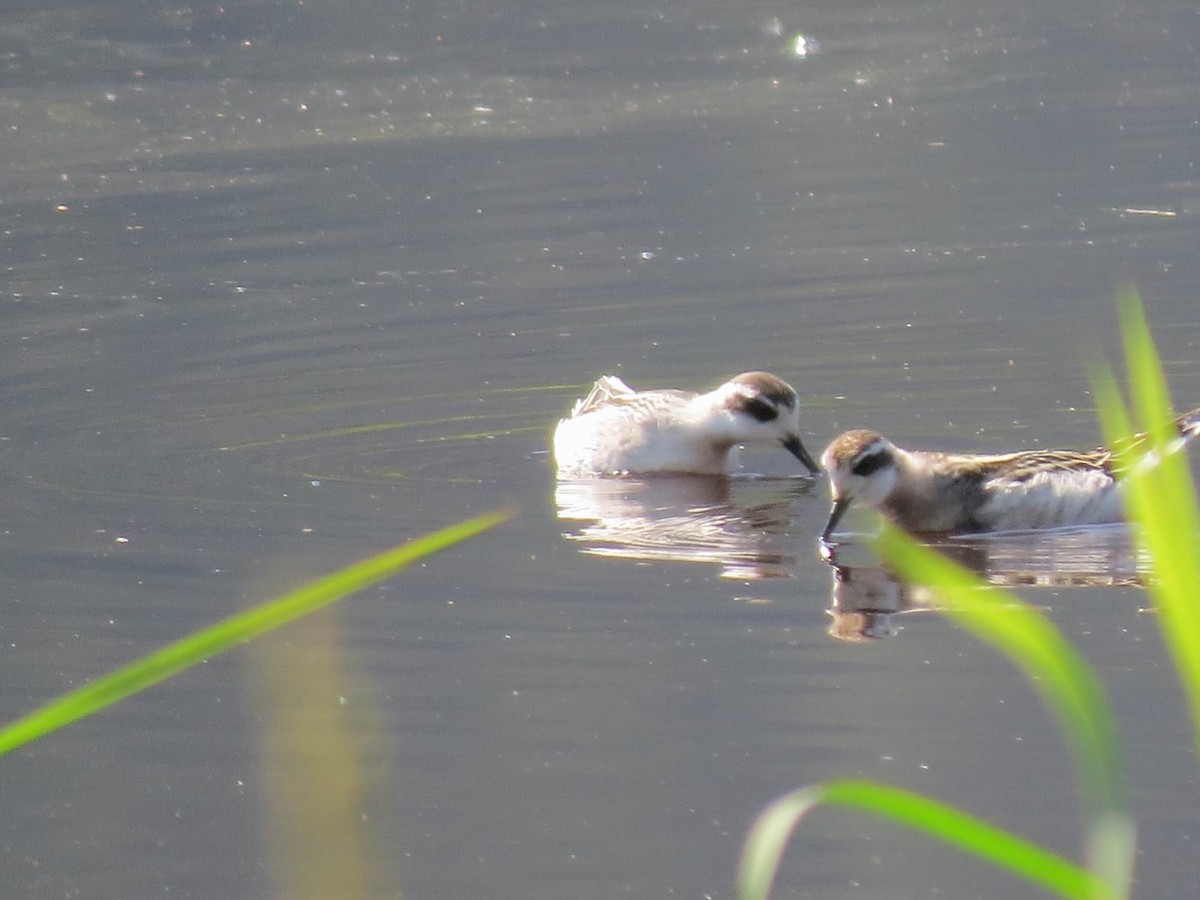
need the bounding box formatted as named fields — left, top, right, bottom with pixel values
left=252, top=615, right=397, bottom=900
left=1094, top=289, right=1200, bottom=757
left=0, top=509, right=514, bottom=756
left=1116, top=287, right=1174, bottom=440
left=875, top=527, right=1125, bottom=817
left=874, top=526, right=1133, bottom=897
left=737, top=779, right=1105, bottom=900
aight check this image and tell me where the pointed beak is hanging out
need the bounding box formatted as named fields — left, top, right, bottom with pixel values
left=782, top=434, right=821, bottom=475
left=821, top=496, right=852, bottom=542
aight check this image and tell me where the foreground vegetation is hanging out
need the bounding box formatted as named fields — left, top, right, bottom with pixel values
left=0, top=509, right=512, bottom=756
left=739, top=291, right=1200, bottom=900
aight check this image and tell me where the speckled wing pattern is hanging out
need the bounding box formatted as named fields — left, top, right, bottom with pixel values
left=571, top=377, right=695, bottom=422
left=990, top=448, right=1115, bottom=483
left=570, top=375, right=636, bottom=416
left=995, top=405, right=1200, bottom=483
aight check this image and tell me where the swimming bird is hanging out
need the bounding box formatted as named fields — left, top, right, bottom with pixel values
left=553, top=371, right=820, bottom=477
left=820, top=408, right=1200, bottom=539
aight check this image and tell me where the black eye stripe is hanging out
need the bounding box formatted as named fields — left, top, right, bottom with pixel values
left=741, top=397, right=778, bottom=423
left=851, top=450, right=891, bottom=477
left=761, top=390, right=794, bottom=410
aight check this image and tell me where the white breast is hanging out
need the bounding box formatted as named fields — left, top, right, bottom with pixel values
left=553, top=405, right=734, bottom=476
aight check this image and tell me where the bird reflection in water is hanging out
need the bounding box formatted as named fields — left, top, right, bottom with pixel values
left=555, top=475, right=817, bottom=580
left=823, top=524, right=1148, bottom=642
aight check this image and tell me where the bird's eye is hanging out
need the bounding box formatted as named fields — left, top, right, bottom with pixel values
left=851, top=451, right=891, bottom=477
left=741, top=397, right=778, bottom=422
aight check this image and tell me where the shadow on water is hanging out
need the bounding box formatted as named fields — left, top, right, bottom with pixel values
left=555, top=475, right=818, bottom=580
left=554, top=476, right=1151, bottom=643
left=821, top=525, right=1148, bottom=641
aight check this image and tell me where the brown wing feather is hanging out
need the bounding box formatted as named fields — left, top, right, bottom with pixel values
left=1094, top=404, right=1200, bottom=474
left=984, top=404, right=1200, bottom=482
left=997, top=449, right=1115, bottom=482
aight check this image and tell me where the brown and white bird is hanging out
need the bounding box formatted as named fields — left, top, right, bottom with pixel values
left=820, top=409, right=1200, bottom=539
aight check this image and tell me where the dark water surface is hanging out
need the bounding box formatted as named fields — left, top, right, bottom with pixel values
left=4, top=1, right=1200, bottom=897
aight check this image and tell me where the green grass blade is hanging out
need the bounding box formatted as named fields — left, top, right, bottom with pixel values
left=875, top=527, right=1125, bottom=815
left=1094, top=291, right=1200, bottom=757
left=873, top=527, right=1134, bottom=896
left=0, top=509, right=515, bottom=756
left=1115, top=293, right=1198, bottom=562
left=1117, top=288, right=1174, bottom=440
left=737, top=778, right=1106, bottom=900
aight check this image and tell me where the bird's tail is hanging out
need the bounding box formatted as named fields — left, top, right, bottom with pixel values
left=1175, top=406, right=1200, bottom=443
left=1108, top=406, right=1200, bottom=477
left=570, top=374, right=634, bottom=416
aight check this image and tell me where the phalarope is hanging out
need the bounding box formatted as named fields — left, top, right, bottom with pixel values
left=553, top=371, right=820, bottom=477
left=820, top=408, right=1200, bottom=539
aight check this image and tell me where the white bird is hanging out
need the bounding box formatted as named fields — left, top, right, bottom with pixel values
left=553, top=371, right=820, bottom=477
left=820, top=408, right=1200, bottom=539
